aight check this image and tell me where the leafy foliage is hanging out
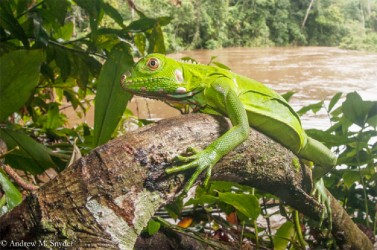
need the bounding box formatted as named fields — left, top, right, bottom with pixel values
left=308, top=92, right=377, bottom=230
left=0, top=0, right=168, bottom=211
left=132, top=0, right=377, bottom=51
left=93, top=43, right=134, bottom=146
left=0, top=49, right=45, bottom=121
left=0, top=168, right=22, bottom=215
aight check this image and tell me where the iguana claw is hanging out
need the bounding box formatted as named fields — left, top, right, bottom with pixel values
left=166, top=148, right=218, bottom=195
left=172, top=147, right=200, bottom=163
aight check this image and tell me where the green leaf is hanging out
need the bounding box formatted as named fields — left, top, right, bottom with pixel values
left=330, top=105, right=343, bottom=118
left=186, top=195, right=218, bottom=206
left=147, top=219, right=160, bottom=235
left=338, top=148, right=370, bottom=167
left=134, top=33, right=146, bottom=55
left=63, top=90, right=81, bottom=110
left=95, top=33, right=121, bottom=51
left=0, top=128, right=56, bottom=174
left=14, top=0, right=29, bottom=17
left=54, top=46, right=71, bottom=81
left=297, top=101, right=324, bottom=116
left=212, top=61, right=231, bottom=70
left=0, top=0, right=29, bottom=47
left=208, top=56, right=217, bottom=64
left=208, top=181, right=236, bottom=193
left=126, top=17, right=157, bottom=32
left=366, top=103, right=377, bottom=128
left=0, top=49, right=44, bottom=121
left=45, top=0, right=70, bottom=25
left=273, top=221, right=295, bottom=250
left=126, top=16, right=171, bottom=32
left=342, top=92, right=375, bottom=127
left=181, top=56, right=198, bottom=63
left=306, top=129, right=355, bottom=146
left=54, top=21, right=74, bottom=41
left=218, top=192, right=260, bottom=220
left=0, top=168, right=22, bottom=215
left=164, top=198, right=184, bottom=220
left=41, top=63, right=55, bottom=83
left=328, top=92, right=342, bottom=112
left=361, top=166, right=375, bottom=180
left=342, top=171, right=359, bottom=188
left=30, top=12, right=50, bottom=47
left=101, top=2, right=125, bottom=28
left=367, top=115, right=377, bottom=128
left=147, top=24, right=166, bottom=54
left=81, top=53, right=102, bottom=77
left=157, top=16, right=173, bottom=26
left=71, top=55, right=90, bottom=90
left=281, top=91, right=295, bottom=102
left=38, top=103, right=67, bottom=130
left=93, top=43, right=134, bottom=146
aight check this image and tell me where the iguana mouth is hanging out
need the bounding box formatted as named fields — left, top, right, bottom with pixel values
left=121, top=74, right=203, bottom=100
left=125, top=86, right=202, bottom=101
left=165, top=88, right=203, bottom=100
left=122, top=76, right=173, bottom=88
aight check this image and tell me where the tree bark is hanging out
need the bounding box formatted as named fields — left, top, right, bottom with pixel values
left=0, top=114, right=373, bottom=249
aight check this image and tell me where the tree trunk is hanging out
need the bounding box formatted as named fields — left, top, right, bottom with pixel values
left=0, top=114, right=373, bottom=249
left=302, top=0, right=315, bottom=29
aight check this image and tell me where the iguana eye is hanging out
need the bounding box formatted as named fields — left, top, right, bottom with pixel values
left=147, top=58, right=159, bottom=70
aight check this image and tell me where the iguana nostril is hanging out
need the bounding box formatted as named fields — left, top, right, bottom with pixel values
left=121, top=74, right=127, bottom=82
left=121, top=71, right=131, bottom=83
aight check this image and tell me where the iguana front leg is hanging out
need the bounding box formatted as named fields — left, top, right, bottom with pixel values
left=166, top=77, right=250, bottom=195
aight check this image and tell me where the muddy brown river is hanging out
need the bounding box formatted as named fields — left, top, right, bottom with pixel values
left=128, top=47, right=377, bottom=130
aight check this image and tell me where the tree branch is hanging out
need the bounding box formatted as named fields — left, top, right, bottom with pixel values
left=0, top=114, right=373, bottom=249
left=302, top=0, right=315, bottom=29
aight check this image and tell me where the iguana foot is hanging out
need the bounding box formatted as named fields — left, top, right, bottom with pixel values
left=312, top=178, right=332, bottom=232
left=166, top=147, right=218, bottom=195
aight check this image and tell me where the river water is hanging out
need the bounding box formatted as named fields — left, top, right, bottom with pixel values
left=128, top=47, right=377, bottom=130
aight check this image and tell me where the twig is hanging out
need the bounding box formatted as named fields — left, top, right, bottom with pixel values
left=2, top=165, right=39, bottom=191
left=16, top=1, right=45, bottom=19
left=48, top=40, right=107, bottom=59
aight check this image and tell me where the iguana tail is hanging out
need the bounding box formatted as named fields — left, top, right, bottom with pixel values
left=299, top=137, right=337, bottom=180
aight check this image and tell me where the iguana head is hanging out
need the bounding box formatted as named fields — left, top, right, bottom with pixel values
left=121, top=53, right=198, bottom=100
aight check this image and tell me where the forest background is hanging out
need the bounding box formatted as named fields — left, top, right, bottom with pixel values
left=113, top=0, right=377, bottom=52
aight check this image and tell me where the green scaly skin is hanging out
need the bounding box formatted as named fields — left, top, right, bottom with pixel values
left=121, top=53, right=337, bottom=224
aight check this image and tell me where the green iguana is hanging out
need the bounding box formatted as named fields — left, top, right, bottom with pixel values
left=121, top=53, right=337, bottom=208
